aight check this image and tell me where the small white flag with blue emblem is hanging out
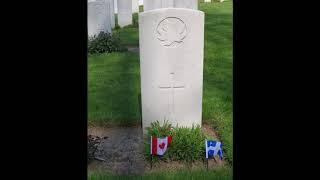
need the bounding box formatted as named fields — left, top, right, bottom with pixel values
left=205, top=140, right=223, bottom=160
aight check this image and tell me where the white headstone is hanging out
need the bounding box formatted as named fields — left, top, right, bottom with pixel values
left=109, top=0, right=115, bottom=28
left=204, top=0, right=211, bottom=2
left=143, top=0, right=154, bottom=11
left=174, top=0, right=198, bottom=10
left=132, top=0, right=139, bottom=13
left=153, top=0, right=163, bottom=9
left=88, top=0, right=112, bottom=37
left=117, top=0, right=132, bottom=27
left=139, top=8, right=204, bottom=134
left=114, top=0, right=118, bottom=13
left=143, top=0, right=158, bottom=11
left=139, top=0, right=144, bottom=6
left=144, top=0, right=174, bottom=11
left=162, top=0, right=174, bottom=8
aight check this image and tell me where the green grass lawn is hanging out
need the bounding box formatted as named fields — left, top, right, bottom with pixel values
left=113, top=13, right=139, bottom=46
left=201, top=1, right=233, bottom=164
left=88, top=52, right=141, bottom=125
left=88, top=167, right=232, bottom=180
left=88, top=0, right=232, bottom=166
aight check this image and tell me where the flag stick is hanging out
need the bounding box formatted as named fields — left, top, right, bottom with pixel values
left=150, top=136, right=153, bottom=170
left=150, top=154, right=153, bottom=169
left=206, top=158, right=208, bottom=171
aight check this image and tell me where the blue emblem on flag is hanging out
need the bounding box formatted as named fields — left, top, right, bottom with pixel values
left=205, top=140, right=223, bottom=160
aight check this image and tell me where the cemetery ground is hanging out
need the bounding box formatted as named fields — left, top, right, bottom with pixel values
left=88, top=2, right=232, bottom=179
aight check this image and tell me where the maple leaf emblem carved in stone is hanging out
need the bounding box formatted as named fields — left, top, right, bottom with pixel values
left=156, top=17, right=187, bottom=48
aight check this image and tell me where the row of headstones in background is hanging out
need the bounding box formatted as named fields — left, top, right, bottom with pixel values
left=139, top=8, right=205, bottom=134
left=144, top=0, right=198, bottom=11
left=114, top=0, right=140, bottom=14
left=88, top=0, right=226, bottom=37
left=143, top=0, right=228, bottom=11
left=89, top=0, right=200, bottom=37
left=88, top=0, right=137, bottom=37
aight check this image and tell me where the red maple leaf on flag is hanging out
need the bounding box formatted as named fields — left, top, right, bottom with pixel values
left=159, top=142, right=166, bottom=149
left=151, top=135, right=173, bottom=155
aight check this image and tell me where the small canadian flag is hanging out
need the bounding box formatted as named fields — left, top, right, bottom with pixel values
left=150, top=136, right=173, bottom=156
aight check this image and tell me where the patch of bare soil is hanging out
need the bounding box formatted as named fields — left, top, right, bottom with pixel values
left=145, top=158, right=226, bottom=174
left=202, top=122, right=219, bottom=139
left=88, top=123, right=226, bottom=175
left=88, top=126, right=146, bottom=175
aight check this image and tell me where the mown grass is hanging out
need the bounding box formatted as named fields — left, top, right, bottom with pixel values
left=88, top=1, right=233, bottom=163
left=88, top=167, right=232, bottom=180
left=88, top=52, right=141, bottom=126
left=200, top=1, right=233, bottom=164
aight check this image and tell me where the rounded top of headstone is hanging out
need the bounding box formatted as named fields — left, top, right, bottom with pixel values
left=139, top=8, right=204, bottom=48
left=139, top=8, right=204, bottom=17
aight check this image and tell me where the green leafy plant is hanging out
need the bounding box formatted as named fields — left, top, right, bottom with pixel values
left=168, top=125, right=206, bottom=163
left=88, top=31, right=126, bottom=54
left=146, top=120, right=173, bottom=138
left=145, top=121, right=211, bottom=164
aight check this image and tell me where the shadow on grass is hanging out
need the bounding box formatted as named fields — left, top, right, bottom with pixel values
left=108, top=53, right=141, bottom=126
left=88, top=52, right=141, bottom=126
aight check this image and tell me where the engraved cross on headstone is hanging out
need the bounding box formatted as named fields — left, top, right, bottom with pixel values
left=159, top=72, right=185, bottom=120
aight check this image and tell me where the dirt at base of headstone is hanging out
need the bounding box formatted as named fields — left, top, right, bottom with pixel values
left=87, top=124, right=225, bottom=175
left=146, top=158, right=226, bottom=174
